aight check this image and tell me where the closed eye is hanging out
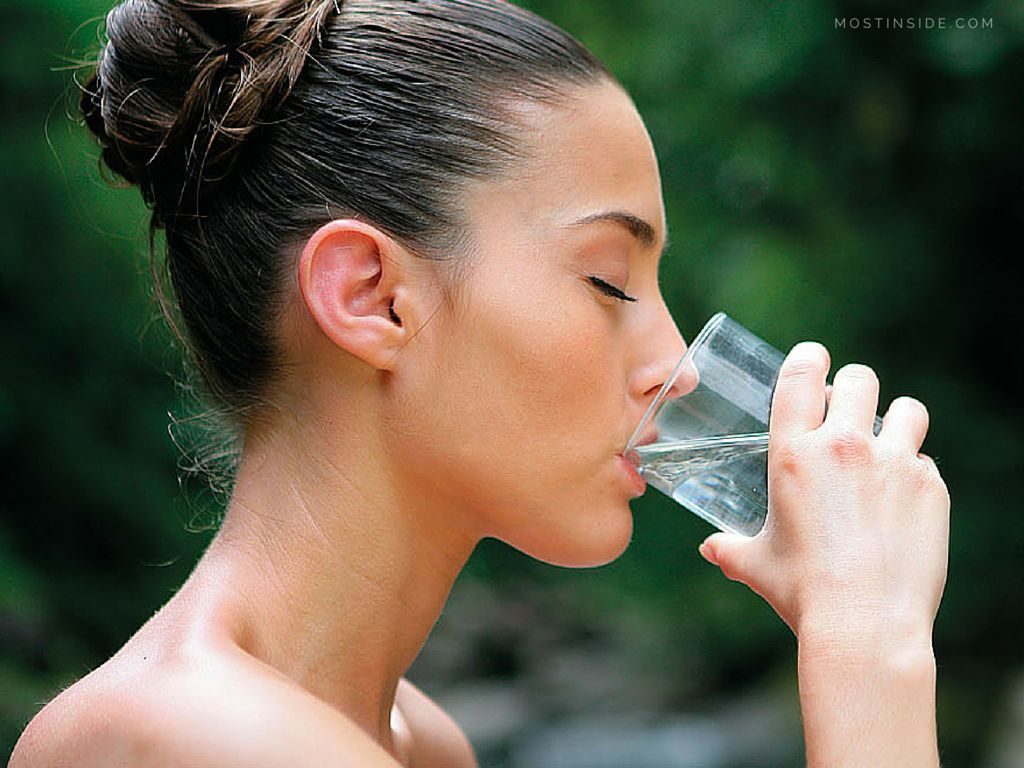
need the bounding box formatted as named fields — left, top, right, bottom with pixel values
left=588, top=276, right=637, bottom=303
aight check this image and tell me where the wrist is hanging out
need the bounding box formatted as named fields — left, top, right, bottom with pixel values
left=796, top=638, right=939, bottom=768
left=797, top=623, right=936, bottom=675
left=796, top=607, right=935, bottom=656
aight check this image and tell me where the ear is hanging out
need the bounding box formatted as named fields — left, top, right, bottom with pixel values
left=297, top=219, right=414, bottom=371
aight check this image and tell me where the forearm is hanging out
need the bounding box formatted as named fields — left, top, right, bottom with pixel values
left=797, top=634, right=940, bottom=768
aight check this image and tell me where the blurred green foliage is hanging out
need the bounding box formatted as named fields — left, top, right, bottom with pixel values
left=1, top=0, right=1021, bottom=765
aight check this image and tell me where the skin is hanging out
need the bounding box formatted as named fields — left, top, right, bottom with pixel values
left=11, top=78, right=949, bottom=768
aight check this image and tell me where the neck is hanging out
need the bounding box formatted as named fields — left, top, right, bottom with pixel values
left=184, top=407, right=479, bottom=749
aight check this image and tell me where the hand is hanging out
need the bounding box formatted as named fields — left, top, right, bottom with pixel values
left=698, top=342, right=951, bottom=649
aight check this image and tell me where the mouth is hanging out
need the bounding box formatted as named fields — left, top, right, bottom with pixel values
left=618, top=426, right=660, bottom=474
left=616, top=453, right=648, bottom=497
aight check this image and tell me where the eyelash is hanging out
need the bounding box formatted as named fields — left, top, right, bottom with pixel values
left=588, top=276, right=637, bottom=303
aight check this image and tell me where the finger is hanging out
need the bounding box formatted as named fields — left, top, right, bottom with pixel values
left=699, top=532, right=754, bottom=584
left=769, top=342, right=830, bottom=441
left=880, top=396, right=930, bottom=453
left=700, top=533, right=783, bottom=613
left=825, top=363, right=880, bottom=434
left=823, top=385, right=880, bottom=436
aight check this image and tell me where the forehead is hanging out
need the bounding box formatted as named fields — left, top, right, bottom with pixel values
left=465, top=80, right=667, bottom=251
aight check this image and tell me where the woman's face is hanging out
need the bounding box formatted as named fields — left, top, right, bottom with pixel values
left=389, top=79, right=686, bottom=567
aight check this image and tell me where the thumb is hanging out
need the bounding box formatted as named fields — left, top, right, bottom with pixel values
left=699, top=532, right=756, bottom=585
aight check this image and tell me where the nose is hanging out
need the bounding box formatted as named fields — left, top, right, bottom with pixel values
left=630, top=305, right=695, bottom=406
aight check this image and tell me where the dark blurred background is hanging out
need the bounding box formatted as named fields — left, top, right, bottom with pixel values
left=2, top=0, right=1022, bottom=766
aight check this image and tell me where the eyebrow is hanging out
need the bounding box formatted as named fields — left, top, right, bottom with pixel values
left=566, top=210, right=670, bottom=256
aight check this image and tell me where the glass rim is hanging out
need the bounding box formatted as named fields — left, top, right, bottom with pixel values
left=625, top=311, right=729, bottom=453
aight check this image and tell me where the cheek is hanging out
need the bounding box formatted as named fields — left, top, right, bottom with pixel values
left=470, top=291, right=616, bottom=448
left=382, top=264, right=630, bottom=552
left=380, top=276, right=635, bottom=567
left=429, top=287, right=622, bottom=506
left=452, top=299, right=634, bottom=566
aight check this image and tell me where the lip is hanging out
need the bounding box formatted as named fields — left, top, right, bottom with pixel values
left=616, top=454, right=647, bottom=497
left=631, top=427, right=660, bottom=449
left=623, top=425, right=660, bottom=455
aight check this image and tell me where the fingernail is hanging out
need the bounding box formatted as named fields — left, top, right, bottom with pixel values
left=698, top=542, right=717, bottom=565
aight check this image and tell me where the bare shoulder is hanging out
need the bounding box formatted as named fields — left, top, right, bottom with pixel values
left=396, top=677, right=478, bottom=768
left=11, top=646, right=402, bottom=768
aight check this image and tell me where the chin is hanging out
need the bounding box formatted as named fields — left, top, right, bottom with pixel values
left=509, top=500, right=636, bottom=569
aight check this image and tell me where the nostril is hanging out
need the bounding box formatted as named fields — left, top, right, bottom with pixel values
left=645, top=369, right=690, bottom=406
left=643, top=370, right=681, bottom=402
left=633, top=334, right=690, bottom=403
left=665, top=355, right=699, bottom=400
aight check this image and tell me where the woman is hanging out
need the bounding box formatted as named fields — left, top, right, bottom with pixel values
left=12, top=0, right=950, bottom=765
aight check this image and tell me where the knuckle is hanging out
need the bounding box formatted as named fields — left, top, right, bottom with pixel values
left=718, top=558, right=737, bottom=580
left=827, top=427, right=872, bottom=461
left=907, top=458, right=936, bottom=491
left=919, top=453, right=948, bottom=485
left=770, top=441, right=805, bottom=476
left=902, top=452, right=947, bottom=495
left=917, top=451, right=941, bottom=476
left=719, top=556, right=744, bottom=583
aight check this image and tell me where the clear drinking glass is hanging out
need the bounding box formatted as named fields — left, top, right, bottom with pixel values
left=624, top=312, right=883, bottom=537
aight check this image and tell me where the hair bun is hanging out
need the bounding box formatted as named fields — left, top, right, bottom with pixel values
left=81, top=0, right=340, bottom=222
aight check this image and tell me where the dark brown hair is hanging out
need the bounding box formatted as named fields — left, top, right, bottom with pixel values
left=80, top=0, right=611, bottom=442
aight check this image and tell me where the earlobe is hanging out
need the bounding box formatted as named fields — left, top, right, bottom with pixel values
left=298, top=219, right=406, bottom=370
